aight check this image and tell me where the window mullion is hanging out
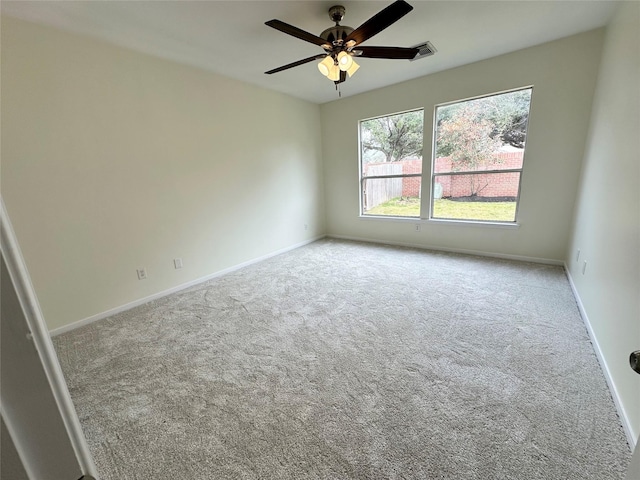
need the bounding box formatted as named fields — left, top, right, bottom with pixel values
left=433, top=169, right=523, bottom=177
left=364, top=173, right=423, bottom=180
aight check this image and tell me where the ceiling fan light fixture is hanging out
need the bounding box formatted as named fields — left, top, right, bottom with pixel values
left=317, top=56, right=334, bottom=76
left=337, top=51, right=353, bottom=71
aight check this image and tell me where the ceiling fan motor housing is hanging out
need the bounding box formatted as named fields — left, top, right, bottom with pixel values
left=322, top=5, right=353, bottom=47
left=320, top=25, right=354, bottom=46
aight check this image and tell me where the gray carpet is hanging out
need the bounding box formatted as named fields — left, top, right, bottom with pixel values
left=53, top=239, right=631, bottom=479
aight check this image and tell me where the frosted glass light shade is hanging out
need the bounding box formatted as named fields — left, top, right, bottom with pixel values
left=318, top=56, right=334, bottom=76
left=346, top=60, right=360, bottom=77
left=337, top=51, right=353, bottom=71
left=327, top=64, right=341, bottom=81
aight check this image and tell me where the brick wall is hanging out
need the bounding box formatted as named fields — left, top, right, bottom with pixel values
left=435, top=171, right=521, bottom=198
left=434, top=152, right=523, bottom=198
left=401, top=159, right=422, bottom=197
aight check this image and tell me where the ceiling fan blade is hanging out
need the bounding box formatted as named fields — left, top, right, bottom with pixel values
left=265, top=19, right=331, bottom=49
left=344, top=0, right=414, bottom=47
left=265, top=54, right=328, bottom=75
left=356, top=46, right=419, bottom=60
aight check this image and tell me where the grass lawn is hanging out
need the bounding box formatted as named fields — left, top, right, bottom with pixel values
left=366, top=197, right=516, bottom=222
left=367, top=197, right=421, bottom=217
left=433, top=198, right=516, bottom=221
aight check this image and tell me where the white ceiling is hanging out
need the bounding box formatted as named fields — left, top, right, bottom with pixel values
left=1, top=1, right=617, bottom=104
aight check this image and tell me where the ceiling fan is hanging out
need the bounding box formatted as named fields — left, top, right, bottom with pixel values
left=264, top=0, right=419, bottom=87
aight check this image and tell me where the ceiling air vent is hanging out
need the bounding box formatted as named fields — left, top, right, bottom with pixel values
left=410, top=41, right=437, bottom=61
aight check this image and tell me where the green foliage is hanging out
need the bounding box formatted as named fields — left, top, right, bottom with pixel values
left=435, top=88, right=532, bottom=157
left=485, top=89, right=532, bottom=148
left=361, top=110, right=424, bottom=163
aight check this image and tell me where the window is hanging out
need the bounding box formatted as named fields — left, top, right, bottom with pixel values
left=359, top=109, right=424, bottom=217
left=431, top=88, right=533, bottom=223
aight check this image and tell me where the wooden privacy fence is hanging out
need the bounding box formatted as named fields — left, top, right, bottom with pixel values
left=363, top=163, right=403, bottom=211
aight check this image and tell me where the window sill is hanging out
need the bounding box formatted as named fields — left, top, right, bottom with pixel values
left=428, top=218, right=520, bottom=229
left=359, top=215, right=520, bottom=229
left=359, top=215, right=420, bottom=223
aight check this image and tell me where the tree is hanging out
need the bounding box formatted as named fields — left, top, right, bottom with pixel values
left=435, top=89, right=532, bottom=157
left=483, top=89, right=531, bottom=148
left=361, top=111, right=424, bottom=162
left=437, top=103, right=502, bottom=170
left=436, top=103, right=503, bottom=196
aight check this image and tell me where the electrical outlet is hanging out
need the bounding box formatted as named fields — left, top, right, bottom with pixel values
left=137, top=268, right=147, bottom=280
left=174, top=258, right=183, bottom=269
left=414, top=224, right=421, bottom=232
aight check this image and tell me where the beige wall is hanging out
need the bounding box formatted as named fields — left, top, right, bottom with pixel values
left=320, top=30, right=604, bottom=263
left=567, top=2, right=640, bottom=446
left=1, top=16, right=325, bottom=331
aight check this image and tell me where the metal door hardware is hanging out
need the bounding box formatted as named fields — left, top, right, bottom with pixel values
left=630, top=350, right=640, bottom=374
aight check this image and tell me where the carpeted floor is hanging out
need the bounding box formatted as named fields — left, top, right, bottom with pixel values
left=53, top=239, right=631, bottom=479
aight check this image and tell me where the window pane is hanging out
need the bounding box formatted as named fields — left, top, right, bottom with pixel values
left=363, top=177, right=421, bottom=217
left=361, top=110, right=424, bottom=165
left=359, top=109, right=424, bottom=217
left=432, top=172, right=520, bottom=222
left=431, top=88, right=532, bottom=223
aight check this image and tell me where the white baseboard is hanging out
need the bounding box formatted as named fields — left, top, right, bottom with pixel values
left=564, top=263, right=637, bottom=451
left=50, top=235, right=325, bottom=337
left=327, top=234, right=564, bottom=266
